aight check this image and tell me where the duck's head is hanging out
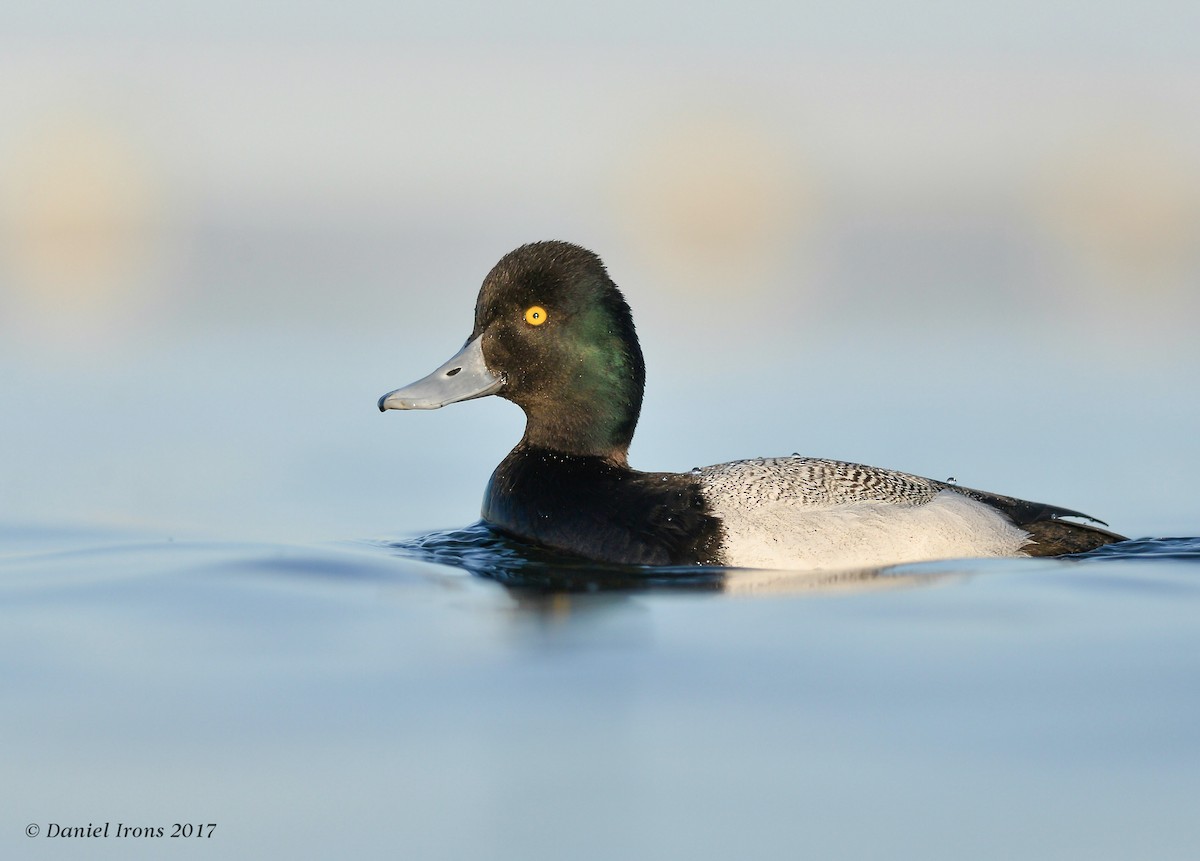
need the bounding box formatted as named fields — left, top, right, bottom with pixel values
left=379, top=241, right=646, bottom=463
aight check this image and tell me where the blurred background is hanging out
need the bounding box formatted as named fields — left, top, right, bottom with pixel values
left=2, top=0, right=1198, bottom=543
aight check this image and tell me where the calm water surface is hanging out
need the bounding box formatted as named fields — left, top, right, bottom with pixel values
left=3, top=522, right=1198, bottom=860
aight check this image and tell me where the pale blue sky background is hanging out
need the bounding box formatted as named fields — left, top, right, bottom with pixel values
left=1, top=1, right=1197, bottom=540
left=4, top=1, right=1200, bottom=55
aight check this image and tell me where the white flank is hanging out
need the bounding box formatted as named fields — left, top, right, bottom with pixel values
left=699, top=459, right=1031, bottom=570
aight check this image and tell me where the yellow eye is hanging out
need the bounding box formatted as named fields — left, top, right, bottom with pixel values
left=524, top=305, right=548, bottom=326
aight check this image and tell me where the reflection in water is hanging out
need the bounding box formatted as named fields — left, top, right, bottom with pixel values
left=388, top=521, right=990, bottom=597
left=388, top=521, right=720, bottom=592
left=720, top=564, right=955, bottom=596
left=389, top=524, right=1199, bottom=602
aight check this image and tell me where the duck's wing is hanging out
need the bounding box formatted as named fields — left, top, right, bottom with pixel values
left=934, top=480, right=1127, bottom=555
left=696, top=457, right=944, bottom=508
left=936, top=481, right=1104, bottom=525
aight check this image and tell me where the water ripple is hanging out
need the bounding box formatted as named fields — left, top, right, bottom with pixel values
left=385, top=521, right=724, bottom=592
left=384, top=523, right=1200, bottom=594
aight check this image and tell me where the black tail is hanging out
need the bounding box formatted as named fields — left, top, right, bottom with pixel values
left=1019, top=518, right=1129, bottom=556
left=939, top=481, right=1127, bottom=556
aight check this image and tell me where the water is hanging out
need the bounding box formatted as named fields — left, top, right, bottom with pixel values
left=4, top=315, right=1198, bottom=859
left=4, top=524, right=1199, bottom=860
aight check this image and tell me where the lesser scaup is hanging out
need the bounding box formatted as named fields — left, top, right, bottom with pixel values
left=379, top=241, right=1125, bottom=569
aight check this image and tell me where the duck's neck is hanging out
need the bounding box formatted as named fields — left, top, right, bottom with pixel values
left=519, top=390, right=637, bottom=464
left=518, top=335, right=643, bottom=464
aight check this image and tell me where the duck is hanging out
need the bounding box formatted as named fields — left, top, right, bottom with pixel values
left=378, top=240, right=1125, bottom=569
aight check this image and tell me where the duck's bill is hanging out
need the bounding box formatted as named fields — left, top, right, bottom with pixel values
left=378, top=335, right=504, bottom=411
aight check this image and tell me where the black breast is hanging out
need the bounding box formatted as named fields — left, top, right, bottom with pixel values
left=481, top=445, right=724, bottom=566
